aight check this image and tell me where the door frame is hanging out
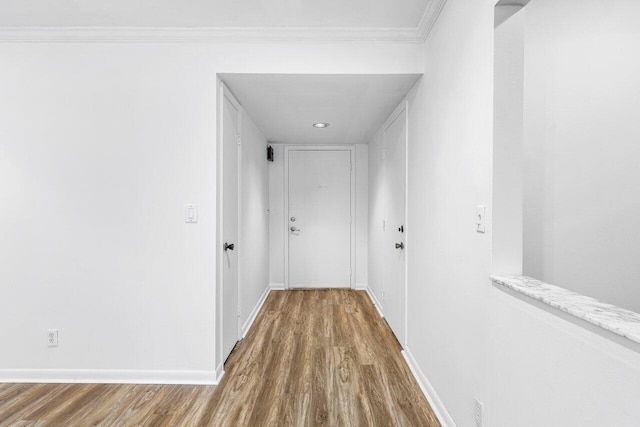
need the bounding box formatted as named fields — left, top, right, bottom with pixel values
left=216, top=81, right=243, bottom=373
left=382, top=99, right=409, bottom=347
left=283, top=145, right=356, bottom=290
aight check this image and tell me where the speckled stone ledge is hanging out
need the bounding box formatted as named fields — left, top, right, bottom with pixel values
left=490, top=275, right=640, bottom=345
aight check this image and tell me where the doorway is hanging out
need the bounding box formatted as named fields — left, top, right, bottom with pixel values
left=215, top=74, right=421, bottom=375
left=284, top=146, right=355, bottom=289
left=220, top=85, right=241, bottom=363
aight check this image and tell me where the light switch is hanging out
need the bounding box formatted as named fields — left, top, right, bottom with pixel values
left=185, top=203, right=199, bottom=223
left=476, top=206, right=486, bottom=233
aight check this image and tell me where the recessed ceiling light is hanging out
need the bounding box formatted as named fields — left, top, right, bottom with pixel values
left=313, top=123, right=330, bottom=128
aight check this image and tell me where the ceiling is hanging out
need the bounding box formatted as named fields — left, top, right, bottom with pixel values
left=221, top=74, right=422, bottom=145
left=0, top=0, right=430, bottom=29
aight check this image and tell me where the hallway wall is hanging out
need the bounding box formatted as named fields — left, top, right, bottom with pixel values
left=238, top=110, right=270, bottom=334
left=268, top=144, right=368, bottom=289
left=367, top=130, right=385, bottom=307
left=0, top=42, right=418, bottom=383
left=407, top=0, right=640, bottom=426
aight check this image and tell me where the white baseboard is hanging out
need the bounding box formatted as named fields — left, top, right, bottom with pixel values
left=354, top=283, right=368, bottom=290
left=402, top=347, right=457, bottom=427
left=242, top=286, right=271, bottom=339
left=270, top=283, right=285, bottom=290
left=215, top=362, right=225, bottom=384
left=0, top=369, right=218, bottom=385
left=365, top=286, right=385, bottom=318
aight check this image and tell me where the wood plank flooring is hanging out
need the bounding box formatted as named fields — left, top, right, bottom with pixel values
left=0, top=289, right=440, bottom=426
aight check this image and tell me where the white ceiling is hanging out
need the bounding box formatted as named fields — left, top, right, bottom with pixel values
left=221, top=74, right=422, bottom=145
left=0, top=0, right=430, bottom=28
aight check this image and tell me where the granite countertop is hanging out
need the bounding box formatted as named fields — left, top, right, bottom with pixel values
left=490, top=275, right=640, bottom=345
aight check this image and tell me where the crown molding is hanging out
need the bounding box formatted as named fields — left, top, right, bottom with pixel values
left=0, top=1, right=447, bottom=43
left=417, top=0, right=448, bottom=41
left=0, top=26, right=425, bottom=44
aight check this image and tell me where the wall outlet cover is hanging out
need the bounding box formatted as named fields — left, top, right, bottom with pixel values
left=47, top=329, right=58, bottom=347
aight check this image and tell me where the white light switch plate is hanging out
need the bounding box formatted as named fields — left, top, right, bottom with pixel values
left=185, top=203, right=199, bottom=223
left=476, top=206, right=486, bottom=233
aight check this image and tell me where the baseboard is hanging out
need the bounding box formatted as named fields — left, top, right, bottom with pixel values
left=402, top=347, right=457, bottom=427
left=289, top=284, right=350, bottom=289
left=215, top=362, right=225, bottom=384
left=365, top=286, right=385, bottom=318
left=354, top=283, right=368, bottom=290
left=0, top=369, right=218, bottom=385
left=270, top=283, right=285, bottom=290
left=242, top=285, right=271, bottom=339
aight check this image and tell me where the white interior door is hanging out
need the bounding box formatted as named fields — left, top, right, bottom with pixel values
left=383, top=106, right=407, bottom=346
left=287, top=148, right=353, bottom=288
left=222, top=92, right=240, bottom=361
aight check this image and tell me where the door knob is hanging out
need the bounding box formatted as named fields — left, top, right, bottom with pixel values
left=290, top=226, right=300, bottom=232
left=224, top=242, right=235, bottom=251
left=395, top=242, right=404, bottom=250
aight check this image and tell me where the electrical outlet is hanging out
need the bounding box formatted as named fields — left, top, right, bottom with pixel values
left=474, top=396, right=484, bottom=427
left=47, top=329, right=58, bottom=347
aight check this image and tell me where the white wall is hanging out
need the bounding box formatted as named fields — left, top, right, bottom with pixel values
left=367, top=130, right=385, bottom=306
left=238, top=110, right=270, bottom=333
left=0, top=42, right=420, bottom=382
left=268, top=144, right=286, bottom=288
left=493, top=7, right=524, bottom=276
left=406, top=0, right=640, bottom=426
left=355, top=145, right=369, bottom=288
left=268, top=144, right=368, bottom=288
left=405, top=0, right=492, bottom=420
left=522, top=0, right=640, bottom=312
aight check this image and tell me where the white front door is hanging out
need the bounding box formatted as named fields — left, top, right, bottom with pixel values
left=287, top=148, right=353, bottom=288
left=222, top=91, right=240, bottom=361
left=383, top=106, right=407, bottom=346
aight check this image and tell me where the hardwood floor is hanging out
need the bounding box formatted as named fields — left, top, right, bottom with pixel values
left=0, top=289, right=440, bottom=426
